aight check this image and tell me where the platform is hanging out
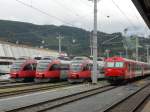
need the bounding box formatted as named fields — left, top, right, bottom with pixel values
left=141, top=100, right=150, bottom=112
left=0, top=81, right=108, bottom=111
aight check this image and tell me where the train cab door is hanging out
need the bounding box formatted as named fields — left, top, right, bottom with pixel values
left=96, top=64, right=103, bottom=78
left=30, top=63, right=37, bottom=77
left=82, top=64, right=91, bottom=78
left=60, top=64, right=69, bottom=80
left=49, top=64, right=60, bottom=78
left=141, top=65, right=144, bottom=76
left=126, top=63, right=132, bottom=79
left=130, top=63, right=135, bottom=78
left=22, top=63, right=33, bottom=77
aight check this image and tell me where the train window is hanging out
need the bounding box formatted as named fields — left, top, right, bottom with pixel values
left=32, top=63, right=37, bottom=70
left=83, top=65, right=88, bottom=71
left=115, top=62, right=124, bottom=68
left=70, top=63, right=82, bottom=72
left=88, top=64, right=93, bottom=70
left=60, top=64, right=69, bottom=70
left=23, top=64, right=32, bottom=71
left=37, top=62, right=49, bottom=71
left=11, top=61, right=24, bottom=71
left=106, top=62, right=115, bottom=68
left=0, top=62, right=12, bottom=65
left=49, top=64, right=60, bottom=71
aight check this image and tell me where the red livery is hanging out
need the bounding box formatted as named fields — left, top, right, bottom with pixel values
left=68, top=59, right=92, bottom=83
left=104, top=56, right=150, bottom=83
left=10, top=58, right=37, bottom=82
left=68, top=57, right=104, bottom=83
left=35, top=57, right=70, bottom=82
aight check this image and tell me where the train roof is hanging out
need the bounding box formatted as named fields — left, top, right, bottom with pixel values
left=15, top=58, right=37, bottom=63
left=72, top=56, right=90, bottom=61
left=38, top=58, right=70, bottom=64
left=105, top=56, right=150, bottom=65
left=71, top=59, right=92, bottom=64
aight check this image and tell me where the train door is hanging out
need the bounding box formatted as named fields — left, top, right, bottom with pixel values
left=82, top=64, right=91, bottom=78
left=31, top=63, right=37, bottom=77
left=60, top=64, right=69, bottom=80
left=131, top=63, right=135, bottom=78
left=141, top=64, right=144, bottom=76
left=49, top=64, right=60, bottom=78
left=97, top=64, right=104, bottom=78
left=22, top=63, right=33, bottom=77
left=126, top=63, right=132, bottom=79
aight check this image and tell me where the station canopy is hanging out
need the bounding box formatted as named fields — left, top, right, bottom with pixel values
left=132, top=0, right=150, bottom=28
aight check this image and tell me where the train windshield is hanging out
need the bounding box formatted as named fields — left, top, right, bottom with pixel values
left=70, top=63, right=82, bottom=72
left=106, top=62, right=124, bottom=68
left=37, top=62, right=50, bottom=71
left=11, top=61, right=25, bottom=71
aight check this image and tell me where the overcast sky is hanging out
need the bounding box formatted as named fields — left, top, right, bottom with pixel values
left=0, top=0, right=149, bottom=36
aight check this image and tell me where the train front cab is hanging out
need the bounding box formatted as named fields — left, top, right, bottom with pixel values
left=68, top=61, right=93, bottom=83
left=10, top=60, right=37, bottom=82
left=35, top=60, right=69, bottom=82
left=105, top=61, right=126, bottom=83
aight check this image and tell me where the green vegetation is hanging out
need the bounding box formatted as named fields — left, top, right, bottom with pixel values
left=0, top=20, right=149, bottom=61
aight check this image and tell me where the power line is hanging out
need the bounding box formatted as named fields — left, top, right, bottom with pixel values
left=54, top=0, right=91, bottom=27
left=111, top=0, right=137, bottom=28
left=15, top=0, right=76, bottom=27
left=129, top=4, right=142, bottom=25
left=79, top=0, right=93, bottom=8
left=54, top=0, right=84, bottom=18
left=128, top=2, right=149, bottom=36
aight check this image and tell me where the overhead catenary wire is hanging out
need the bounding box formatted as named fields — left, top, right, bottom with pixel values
left=129, top=2, right=149, bottom=30
left=54, top=0, right=86, bottom=19
left=128, top=1, right=149, bottom=36
left=15, top=0, right=77, bottom=28
left=54, top=0, right=92, bottom=29
left=79, top=0, right=93, bottom=8
left=111, top=0, right=137, bottom=29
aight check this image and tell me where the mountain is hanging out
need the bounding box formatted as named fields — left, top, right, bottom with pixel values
left=0, top=20, right=149, bottom=61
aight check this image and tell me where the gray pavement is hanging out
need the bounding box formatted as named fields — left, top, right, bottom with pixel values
left=0, top=81, right=108, bottom=112
left=44, top=80, right=150, bottom=112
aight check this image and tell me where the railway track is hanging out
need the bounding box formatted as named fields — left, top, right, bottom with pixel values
left=6, top=84, right=115, bottom=112
left=0, top=82, right=71, bottom=98
left=0, top=80, right=10, bottom=85
left=0, top=82, right=37, bottom=89
left=102, top=83, right=150, bottom=112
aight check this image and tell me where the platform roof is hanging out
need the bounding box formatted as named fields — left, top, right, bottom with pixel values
left=132, top=0, right=150, bottom=28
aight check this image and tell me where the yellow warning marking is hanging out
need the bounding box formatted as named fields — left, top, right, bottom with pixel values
left=141, top=101, right=150, bottom=112
left=136, top=80, right=146, bottom=86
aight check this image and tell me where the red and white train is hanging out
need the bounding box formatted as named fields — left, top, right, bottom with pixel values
left=104, top=56, right=150, bottom=83
left=35, top=56, right=70, bottom=82
left=10, top=57, right=37, bottom=82
left=68, top=57, right=104, bottom=83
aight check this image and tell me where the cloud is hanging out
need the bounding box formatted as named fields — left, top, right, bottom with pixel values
left=0, top=0, right=149, bottom=35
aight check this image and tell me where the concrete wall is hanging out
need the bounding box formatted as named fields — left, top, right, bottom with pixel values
left=0, top=42, right=59, bottom=58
